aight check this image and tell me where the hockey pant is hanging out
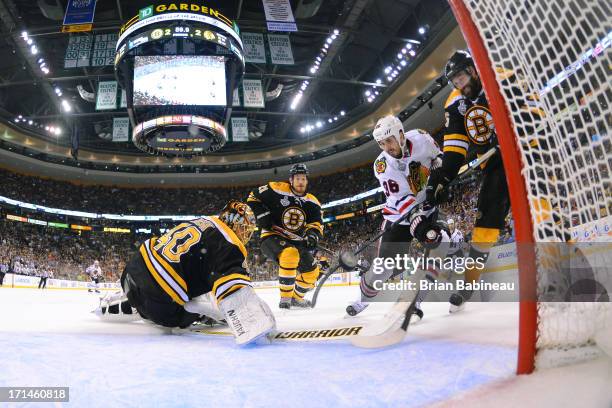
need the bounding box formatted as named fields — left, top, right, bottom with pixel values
left=260, top=235, right=320, bottom=301
left=359, top=216, right=452, bottom=302
left=120, top=254, right=200, bottom=328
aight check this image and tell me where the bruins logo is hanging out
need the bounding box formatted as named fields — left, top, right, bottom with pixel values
left=282, top=207, right=306, bottom=231
left=375, top=157, right=387, bottom=174
left=150, top=29, right=164, bottom=40
left=464, top=105, right=495, bottom=145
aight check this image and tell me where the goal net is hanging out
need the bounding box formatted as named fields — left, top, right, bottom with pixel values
left=448, top=0, right=611, bottom=373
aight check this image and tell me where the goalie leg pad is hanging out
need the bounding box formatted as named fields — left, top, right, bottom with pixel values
left=94, top=290, right=142, bottom=322
left=184, top=292, right=225, bottom=322
left=218, top=286, right=276, bottom=345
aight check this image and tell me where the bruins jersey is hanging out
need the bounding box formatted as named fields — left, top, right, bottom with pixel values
left=138, top=216, right=250, bottom=306
left=247, top=181, right=323, bottom=241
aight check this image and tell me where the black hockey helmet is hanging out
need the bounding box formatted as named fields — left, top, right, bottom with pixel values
left=289, top=163, right=309, bottom=177
left=445, top=50, right=475, bottom=82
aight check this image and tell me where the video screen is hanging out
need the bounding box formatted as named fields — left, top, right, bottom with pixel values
left=133, top=55, right=227, bottom=106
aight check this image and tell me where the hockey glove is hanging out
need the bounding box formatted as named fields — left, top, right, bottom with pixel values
left=424, top=169, right=452, bottom=210
left=305, top=230, right=320, bottom=249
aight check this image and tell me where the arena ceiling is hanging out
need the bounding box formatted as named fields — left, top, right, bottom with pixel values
left=0, top=0, right=464, bottom=176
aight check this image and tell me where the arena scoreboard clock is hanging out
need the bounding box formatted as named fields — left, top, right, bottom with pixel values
left=114, top=2, right=244, bottom=157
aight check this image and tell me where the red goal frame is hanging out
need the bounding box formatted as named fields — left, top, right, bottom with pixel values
left=448, top=0, right=539, bottom=374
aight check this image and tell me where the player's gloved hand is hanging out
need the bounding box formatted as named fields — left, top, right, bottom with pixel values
left=258, top=212, right=273, bottom=230
left=424, top=169, right=452, bottom=210
left=305, top=231, right=320, bottom=249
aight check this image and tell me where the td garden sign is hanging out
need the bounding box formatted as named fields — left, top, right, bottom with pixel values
left=118, top=3, right=241, bottom=50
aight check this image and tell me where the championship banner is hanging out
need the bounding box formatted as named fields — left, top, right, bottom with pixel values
left=64, top=35, right=92, bottom=68
left=268, top=34, right=294, bottom=65
left=232, top=88, right=241, bottom=107
left=112, top=117, right=130, bottom=142
left=91, top=33, right=117, bottom=66
left=241, top=32, right=266, bottom=63
left=231, top=117, right=249, bottom=142
left=95, top=81, right=118, bottom=110
left=242, top=79, right=265, bottom=108
left=262, top=0, right=297, bottom=32
left=63, top=0, right=97, bottom=29
left=120, top=89, right=127, bottom=108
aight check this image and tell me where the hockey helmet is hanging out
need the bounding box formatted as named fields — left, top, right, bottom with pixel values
left=289, top=163, right=309, bottom=177
left=373, top=115, right=406, bottom=154
left=219, top=200, right=257, bottom=245
left=445, top=50, right=475, bottom=83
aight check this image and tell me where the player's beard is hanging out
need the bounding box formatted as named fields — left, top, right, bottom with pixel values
left=461, top=76, right=482, bottom=100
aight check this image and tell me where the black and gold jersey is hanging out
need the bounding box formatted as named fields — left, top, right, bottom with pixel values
left=247, top=181, right=323, bottom=241
left=442, top=87, right=498, bottom=178
left=138, top=216, right=250, bottom=306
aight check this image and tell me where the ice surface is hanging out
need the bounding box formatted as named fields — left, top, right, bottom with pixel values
left=1, top=285, right=606, bottom=407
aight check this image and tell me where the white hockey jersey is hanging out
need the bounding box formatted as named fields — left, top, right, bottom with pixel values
left=373, top=130, right=441, bottom=224
left=449, top=229, right=465, bottom=254
left=86, top=264, right=102, bottom=278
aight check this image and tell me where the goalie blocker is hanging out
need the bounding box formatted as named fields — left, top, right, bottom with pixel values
left=95, top=200, right=276, bottom=345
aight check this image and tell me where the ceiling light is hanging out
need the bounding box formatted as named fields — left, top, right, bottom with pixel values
left=21, top=31, right=28, bottom=39
left=409, top=50, right=416, bottom=57
left=397, top=53, right=403, bottom=59
left=316, top=121, right=322, bottom=128
left=400, top=60, right=407, bottom=66
left=333, top=116, right=338, bottom=121
left=402, top=48, right=407, bottom=54
left=418, top=26, right=426, bottom=34
left=27, top=39, right=33, bottom=45
left=326, top=37, right=332, bottom=44
left=300, top=127, right=305, bottom=133
left=333, top=29, right=339, bottom=35
left=56, top=128, right=62, bottom=135
left=328, top=118, right=333, bottom=123
left=387, top=76, right=392, bottom=81
left=331, top=34, right=337, bottom=40
left=340, top=110, right=345, bottom=116
left=310, top=67, right=317, bottom=74
left=30, top=45, right=38, bottom=54
left=28, top=120, right=33, bottom=125
left=376, top=78, right=382, bottom=84
left=61, top=99, right=71, bottom=112
left=324, top=43, right=329, bottom=49
left=365, top=90, right=371, bottom=96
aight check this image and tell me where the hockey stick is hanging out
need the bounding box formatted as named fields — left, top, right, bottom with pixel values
left=349, top=270, right=424, bottom=348
left=309, top=146, right=498, bottom=308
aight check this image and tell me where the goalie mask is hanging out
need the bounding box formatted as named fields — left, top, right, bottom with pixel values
left=373, top=115, right=406, bottom=157
left=219, top=200, right=257, bottom=245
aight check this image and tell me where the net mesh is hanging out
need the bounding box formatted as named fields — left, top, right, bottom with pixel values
left=459, top=0, right=611, bottom=368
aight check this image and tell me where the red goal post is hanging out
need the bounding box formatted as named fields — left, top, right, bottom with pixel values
left=448, top=0, right=611, bottom=374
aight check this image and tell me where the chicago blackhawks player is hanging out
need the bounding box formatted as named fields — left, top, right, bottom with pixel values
left=247, top=164, right=323, bottom=309
left=95, top=201, right=276, bottom=345
left=86, top=260, right=102, bottom=293
left=346, top=115, right=451, bottom=318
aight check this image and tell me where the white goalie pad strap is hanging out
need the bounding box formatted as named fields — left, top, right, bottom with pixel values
left=184, top=292, right=225, bottom=322
left=218, top=286, right=276, bottom=345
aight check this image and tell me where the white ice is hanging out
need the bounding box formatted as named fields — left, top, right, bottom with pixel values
left=1, top=285, right=610, bottom=408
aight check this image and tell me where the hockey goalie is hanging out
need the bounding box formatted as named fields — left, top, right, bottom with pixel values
left=93, top=200, right=276, bottom=345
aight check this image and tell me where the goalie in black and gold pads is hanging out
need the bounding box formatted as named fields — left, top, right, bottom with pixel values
left=95, top=200, right=276, bottom=345
left=248, top=164, right=323, bottom=309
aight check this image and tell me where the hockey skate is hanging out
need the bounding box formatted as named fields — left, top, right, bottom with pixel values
left=291, top=297, right=312, bottom=308
left=346, top=300, right=369, bottom=316
left=279, top=298, right=292, bottom=309
left=449, top=290, right=472, bottom=313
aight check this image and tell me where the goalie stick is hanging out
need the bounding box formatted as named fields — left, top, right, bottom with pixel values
left=309, top=146, right=498, bottom=308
